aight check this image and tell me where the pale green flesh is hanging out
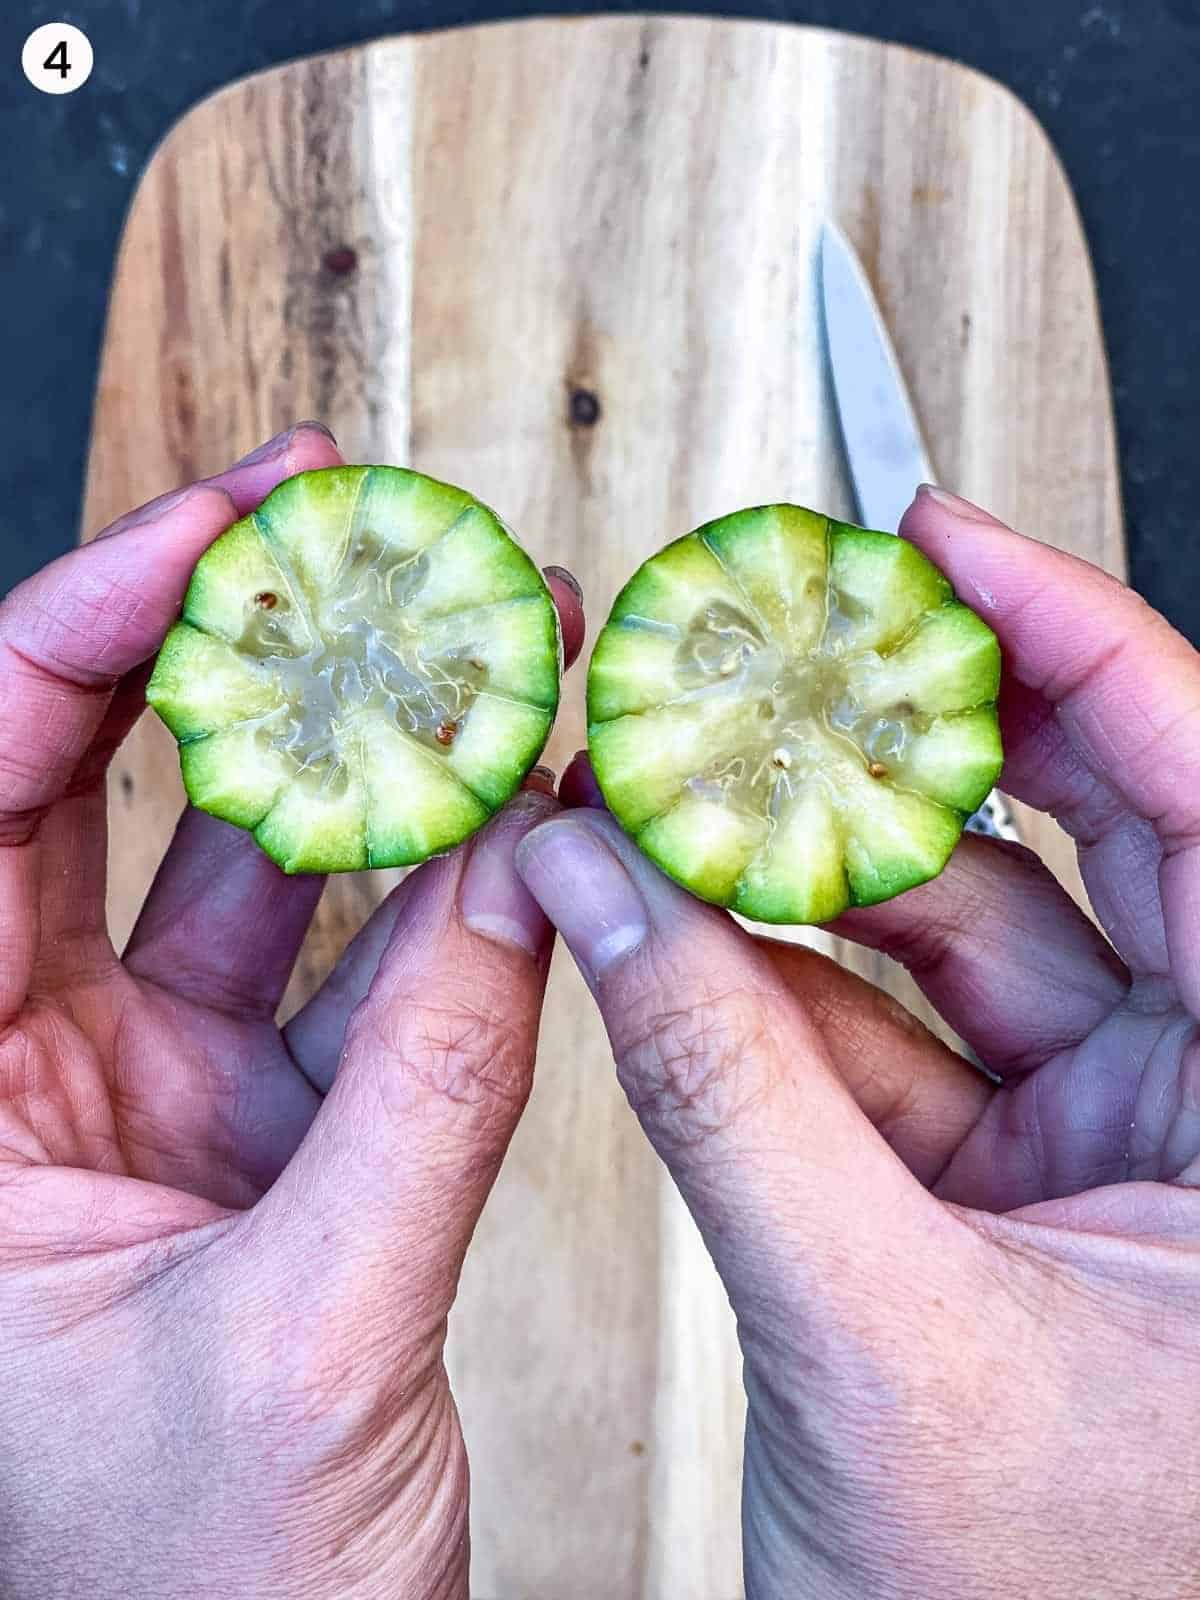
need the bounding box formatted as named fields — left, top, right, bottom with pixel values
left=148, top=466, right=560, bottom=873
left=587, top=507, right=1002, bottom=923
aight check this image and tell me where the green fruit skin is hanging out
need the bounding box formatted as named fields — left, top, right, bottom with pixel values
left=587, top=506, right=1003, bottom=924
left=147, top=466, right=561, bottom=874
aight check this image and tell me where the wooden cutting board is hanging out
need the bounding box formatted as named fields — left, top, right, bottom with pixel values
left=82, top=18, right=1124, bottom=1596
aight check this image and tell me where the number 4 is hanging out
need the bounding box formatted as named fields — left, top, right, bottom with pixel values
left=43, top=38, right=70, bottom=78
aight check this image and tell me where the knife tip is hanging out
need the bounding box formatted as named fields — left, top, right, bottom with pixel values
left=818, top=220, right=850, bottom=294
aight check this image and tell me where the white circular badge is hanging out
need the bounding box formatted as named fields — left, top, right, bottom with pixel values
left=22, top=22, right=94, bottom=95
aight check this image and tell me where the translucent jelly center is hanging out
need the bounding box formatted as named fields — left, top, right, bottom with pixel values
left=237, top=532, right=484, bottom=784
left=673, top=599, right=919, bottom=817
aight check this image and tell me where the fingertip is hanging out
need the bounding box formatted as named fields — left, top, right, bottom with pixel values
left=461, top=789, right=561, bottom=961
left=204, top=421, right=344, bottom=516
left=900, top=485, right=1088, bottom=641
left=900, top=483, right=1015, bottom=560
left=558, top=749, right=605, bottom=809
left=543, top=563, right=583, bottom=604
left=902, top=483, right=1153, bottom=693
left=543, top=567, right=586, bottom=671
left=909, top=483, right=1004, bottom=527
left=283, top=420, right=343, bottom=474
left=515, top=810, right=650, bottom=985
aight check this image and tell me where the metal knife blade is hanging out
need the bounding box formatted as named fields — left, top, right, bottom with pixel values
left=819, top=221, right=935, bottom=535
left=818, top=221, right=1018, bottom=843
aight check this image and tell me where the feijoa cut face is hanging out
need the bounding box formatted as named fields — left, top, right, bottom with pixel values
left=148, top=466, right=561, bottom=873
left=587, top=507, right=1002, bottom=922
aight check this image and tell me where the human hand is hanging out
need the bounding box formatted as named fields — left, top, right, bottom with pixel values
left=519, top=486, right=1200, bottom=1600
left=0, top=424, right=584, bottom=1600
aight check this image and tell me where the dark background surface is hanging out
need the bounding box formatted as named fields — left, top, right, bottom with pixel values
left=3, top=0, right=1199, bottom=636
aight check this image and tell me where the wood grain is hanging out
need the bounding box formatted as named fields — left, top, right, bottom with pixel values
left=81, top=19, right=1124, bottom=1596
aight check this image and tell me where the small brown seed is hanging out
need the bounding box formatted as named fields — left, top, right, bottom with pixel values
left=435, top=721, right=457, bottom=746
left=868, top=761, right=888, bottom=779
left=468, top=657, right=485, bottom=671
left=254, top=591, right=278, bottom=610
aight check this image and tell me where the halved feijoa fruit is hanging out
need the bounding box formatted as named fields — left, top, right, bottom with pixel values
left=587, top=507, right=1002, bottom=922
left=148, top=466, right=561, bottom=873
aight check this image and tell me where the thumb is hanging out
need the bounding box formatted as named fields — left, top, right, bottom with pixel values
left=516, top=809, right=953, bottom=1330
left=248, top=790, right=556, bottom=1362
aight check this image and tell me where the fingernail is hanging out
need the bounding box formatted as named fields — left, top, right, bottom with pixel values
left=516, top=814, right=647, bottom=984
left=95, top=483, right=201, bottom=538
left=543, top=564, right=584, bottom=604
left=916, top=484, right=995, bottom=523
left=558, top=749, right=606, bottom=810
left=232, top=420, right=336, bottom=468
left=295, top=419, right=338, bottom=448
left=232, top=428, right=293, bottom=467
left=461, top=794, right=556, bottom=959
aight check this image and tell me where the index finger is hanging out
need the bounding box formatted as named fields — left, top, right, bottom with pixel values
left=902, top=485, right=1200, bottom=1007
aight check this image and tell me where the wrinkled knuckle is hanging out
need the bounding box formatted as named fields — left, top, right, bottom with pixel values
left=347, top=977, right=532, bottom=1136
left=616, top=979, right=776, bottom=1152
